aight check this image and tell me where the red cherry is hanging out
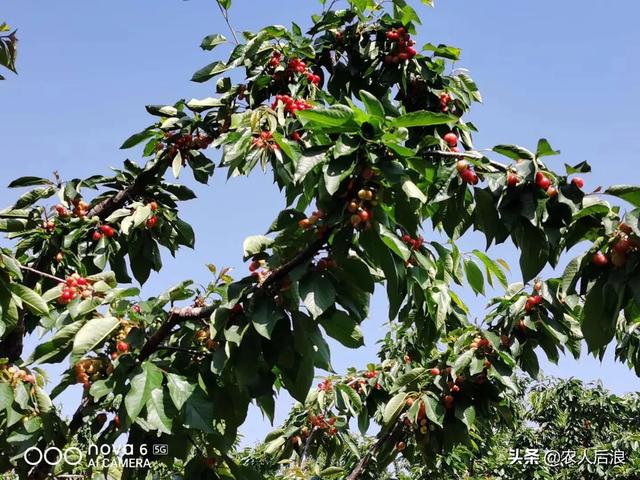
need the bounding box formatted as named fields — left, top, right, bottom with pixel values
left=232, top=304, right=244, bottom=314
left=536, top=174, right=551, bottom=190
left=443, top=132, right=458, bottom=147
left=146, top=216, right=158, bottom=229
left=443, top=395, right=455, bottom=409
left=116, top=341, right=129, bottom=353
left=571, top=177, right=584, bottom=189
left=456, top=160, right=469, bottom=172
left=92, top=231, right=103, bottom=241
left=592, top=251, right=609, bottom=266
left=385, top=31, right=399, bottom=41
left=546, top=186, right=558, bottom=198
left=149, top=201, right=159, bottom=211
left=406, top=46, right=417, bottom=58
left=291, top=131, right=301, bottom=142
left=460, top=168, right=479, bottom=185
left=613, top=238, right=632, bottom=254
left=507, top=173, right=519, bottom=188
left=132, top=304, right=141, bottom=314
left=358, top=209, right=370, bottom=222
left=114, top=415, right=121, bottom=429
left=402, top=234, right=411, bottom=243
left=430, top=368, right=440, bottom=376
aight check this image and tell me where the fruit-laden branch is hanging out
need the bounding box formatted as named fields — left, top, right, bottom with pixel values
left=346, top=419, right=406, bottom=480
left=423, top=150, right=509, bottom=172
left=139, top=225, right=334, bottom=360
left=87, top=155, right=171, bottom=219
left=2, top=156, right=175, bottom=362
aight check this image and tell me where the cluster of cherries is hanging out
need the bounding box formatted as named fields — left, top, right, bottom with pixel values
left=316, top=256, right=337, bottom=271
left=401, top=233, right=424, bottom=251
left=347, top=176, right=377, bottom=228
left=439, top=92, right=452, bottom=113
left=1, top=365, right=36, bottom=387
left=317, top=378, right=333, bottom=392
left=445, top=132, right=479, bottom=185
left=92, top=224, right=116, bottom=241
left=74, top=357, right=111, bottom=390
left=383, top=26, right=418, bottom=64
left=592, top=222, right=639, bottom=268
left=251, top=130, right=279, bottom=152
left=58, top=274, right=93, bottom=305
left=248, top=258, right=271, bottom=283
left=271, top=94, right=313, bottom=116
left=307, top=413, right=338, bottom=436
left=405, top=398, right=436, bottom=434
left=269, top=53, right=321, bottom=86
left=298, top=209, right=327, bottom=230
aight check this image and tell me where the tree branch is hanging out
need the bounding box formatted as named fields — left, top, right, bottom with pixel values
left=346, top=419, right=405, bottom=480
left=19, top=265, right=65, bottom=284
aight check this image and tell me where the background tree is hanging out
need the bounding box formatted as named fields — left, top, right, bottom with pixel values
left=1, top=0, right=639, bottom=479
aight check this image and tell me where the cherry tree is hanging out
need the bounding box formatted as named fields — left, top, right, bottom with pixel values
left=1, top=0, right=639, bottom=479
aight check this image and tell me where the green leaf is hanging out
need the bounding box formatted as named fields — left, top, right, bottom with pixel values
left=191, top=61, right=231, bottom=83
left=422, top=43, right=461, bottom=60
left=582, top=281, right=623, bottom=352
left=517, top=224, right=548, bottom=283
left=463, top=259, right=484, bottom=295
left=8, top=283, right=48, bottom=315
left=124, top=362, right=163, bottom=420
left=359, top=90, right=384, bottom=118
left=121, top=128, right=155, bottom=149
left=146, top=389, right=173, bottom=434
left=605, top=185, right=640, bottom=207
left=472, top=250, right=508, bottom=288
left=251, top=297, right=282, bottom=339
left=166, top=373, right=195, bottom=410
left=172, top=150, right=183, bottom=179
left=382, top=393, right=407, bottom=427
left=200, top=33, right=227, bottom=50
left=402, top=179, right=427, bottom=203
left=378, top=223, right=411, bottom=261
left=391, top=111, right=456, bottom=128
left=295, top=105, right=354, bottom=127
left=336, top=383, right=362, bottom=414
left=72, top=317, right=120, bottom=359
left=536, top=138, right=560, bottom=158
left=455, top=405, right=476, bottom=431
left=422, top=394, right=444, bottom=428
left=27, top=320, right=85, bottom=365
left=299, top=274, right=335, bottom=318
left=8, top=177, right=52, bottom=188
left=242, top=235, right=274, bottom=260
left=0, top=383, right=13, bottom=411
left=320, top=310, right=364, bottom=348
left=294, top=147, right=328, bottom=183
left=184, top=389, right=215, bottom=432
left=492, top=144, right=535, bottom=161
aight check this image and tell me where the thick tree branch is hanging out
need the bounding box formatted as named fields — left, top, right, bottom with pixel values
left=346, top=419, right=405, bottom=480
left=137, top=225, right=334, bottom=361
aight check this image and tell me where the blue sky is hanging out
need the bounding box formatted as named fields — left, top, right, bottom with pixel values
left=2, top=0, right=639, bottom=445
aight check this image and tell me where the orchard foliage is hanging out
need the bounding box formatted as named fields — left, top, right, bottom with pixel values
left=1, top=0, right=640, bottom=478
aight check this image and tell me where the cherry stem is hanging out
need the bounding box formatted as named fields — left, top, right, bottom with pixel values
left=215, top=0, right=240, bottom=45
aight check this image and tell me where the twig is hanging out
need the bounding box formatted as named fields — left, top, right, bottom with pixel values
left=19, top=265, right=65, bottom=284
left=215, top=0, right=239, bottom=45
